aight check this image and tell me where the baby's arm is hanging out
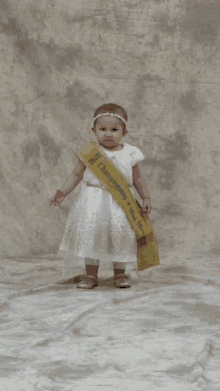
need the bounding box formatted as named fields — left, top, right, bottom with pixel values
left=133, top=164, right=152, bottom=215
left=132, top=164, right=151, bottom=200
left=59, top=158, right=86, bottom=196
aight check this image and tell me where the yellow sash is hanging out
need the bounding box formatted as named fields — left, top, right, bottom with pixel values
left=76, top=141, right=159, bottom=271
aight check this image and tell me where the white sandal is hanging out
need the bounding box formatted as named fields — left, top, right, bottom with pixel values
left=77, top=275, right=98, bottom=289
left=114, top=273, right=131, bottom=288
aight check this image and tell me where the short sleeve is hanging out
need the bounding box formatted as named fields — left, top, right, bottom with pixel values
left=130, top=146, right=145, bottom=167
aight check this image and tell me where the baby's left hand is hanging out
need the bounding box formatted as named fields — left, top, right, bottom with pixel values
left=142, top=198, right=152, bottom=216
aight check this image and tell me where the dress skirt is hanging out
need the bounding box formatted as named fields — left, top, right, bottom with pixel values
left=58, top=182, right=138, bottom=277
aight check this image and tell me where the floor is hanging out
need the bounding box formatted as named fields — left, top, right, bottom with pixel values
left=0, top=251, right=220, bottom=391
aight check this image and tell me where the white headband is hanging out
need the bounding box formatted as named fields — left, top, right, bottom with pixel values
left=93, top=112, right=127, bottom=126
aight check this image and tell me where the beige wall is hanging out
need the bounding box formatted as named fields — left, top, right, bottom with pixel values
left=1, top=0, right=220, bottom=258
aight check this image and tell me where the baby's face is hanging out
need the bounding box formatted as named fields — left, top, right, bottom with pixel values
left=92, top=116, right=126, bottom=149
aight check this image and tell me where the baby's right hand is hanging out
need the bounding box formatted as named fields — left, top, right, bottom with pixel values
left=50, top=190, right=66, bottom=207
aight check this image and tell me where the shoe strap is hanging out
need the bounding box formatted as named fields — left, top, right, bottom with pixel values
left=86, top=275, right=98, bottom=283
left=114, top=273, right=128, bottom=279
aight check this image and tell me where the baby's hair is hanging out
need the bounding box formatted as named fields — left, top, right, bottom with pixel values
left=93, top=103, right=128, bottom=135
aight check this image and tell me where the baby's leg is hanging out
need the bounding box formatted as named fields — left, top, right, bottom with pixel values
left=113, top=261, right=126, bottom=276
left=85, top=257, right=100, bottom=279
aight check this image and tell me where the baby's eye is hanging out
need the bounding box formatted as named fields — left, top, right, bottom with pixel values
left=100, top=128, right=118, bottom=131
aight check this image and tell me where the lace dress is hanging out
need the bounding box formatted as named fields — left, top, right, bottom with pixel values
left=58, top=142, right=145, bottom=277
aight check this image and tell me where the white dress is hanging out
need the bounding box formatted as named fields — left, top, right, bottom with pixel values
left=58, top=142, right=145, bottom=276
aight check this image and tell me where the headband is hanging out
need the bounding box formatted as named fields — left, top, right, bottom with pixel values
left=93, top=112, right=127, bottom=126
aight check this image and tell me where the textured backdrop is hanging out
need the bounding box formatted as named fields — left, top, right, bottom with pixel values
left=1, top=0, right=220, bottom=260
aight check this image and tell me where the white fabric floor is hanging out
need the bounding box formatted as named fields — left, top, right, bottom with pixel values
left=0, top=250, right=220, bottom=391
